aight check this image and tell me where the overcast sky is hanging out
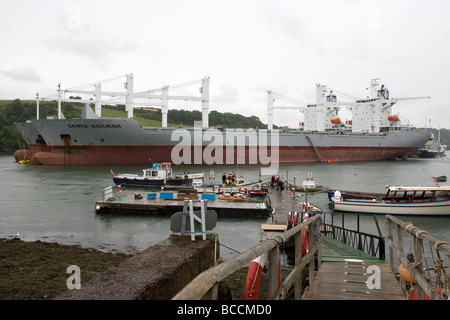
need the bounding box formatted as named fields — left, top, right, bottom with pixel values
left=1, top=0, right=449, bottom=129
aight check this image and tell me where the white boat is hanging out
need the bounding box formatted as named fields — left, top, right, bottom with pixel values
left=330, top=186, right=450, bottom=216
left=112, top=162, right=204, bottom=187
left=196, top=176, right=262, bottom=193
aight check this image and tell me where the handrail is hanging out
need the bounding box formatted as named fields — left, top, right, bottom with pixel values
left=172, top=214, right=321, bottom=300
left=322, top=223, right=385, bottom=259
left=386, top=214, right=450, bottom=300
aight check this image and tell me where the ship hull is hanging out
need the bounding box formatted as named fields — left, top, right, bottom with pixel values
left=14, top=118, right=430, bottom=165
left=24, top=144, right=417, bottom=165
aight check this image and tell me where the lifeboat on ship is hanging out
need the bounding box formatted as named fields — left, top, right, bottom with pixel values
left=388, top=115, right=399, bottom=122
left=330, top=118, right=341, bottom=124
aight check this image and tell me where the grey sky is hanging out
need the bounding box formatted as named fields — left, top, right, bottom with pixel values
left=0, top=0, right=449, bottom=128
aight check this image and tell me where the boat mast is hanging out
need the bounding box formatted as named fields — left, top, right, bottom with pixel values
left=35, top=92, right=39, bottom=120
left=57, top=83, right=62, bottom=119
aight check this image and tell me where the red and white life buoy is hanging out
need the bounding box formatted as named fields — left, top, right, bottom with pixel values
left=302, top=202, right=308, bottom=213
left=293, top=211, right=298, bottom=227
left=245, top=253, right=268, bottom=300
left=408, top=285, right=431, bottom=300
left=302, top=213, right=309, bottom=257
left=287, top=211, right=298, bottom=229
left=245, top=254, right=282, bottom=300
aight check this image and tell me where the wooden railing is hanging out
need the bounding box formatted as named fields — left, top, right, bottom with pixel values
left=386, top=214, right=450, bottom=300
left=172, top=214, right=322, bottom=300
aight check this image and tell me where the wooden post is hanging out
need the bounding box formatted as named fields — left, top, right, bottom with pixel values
left=294, top=230, right=303, bottom=299
left=414, top=235, right=425, bottom=300
left=397, top=223, right=406, bottom=291
left=268, top=245, right=280, bottom=299
left=308, top=220, right=315, bottom=287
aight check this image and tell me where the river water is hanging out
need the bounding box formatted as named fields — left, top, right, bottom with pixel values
left=1, top=155, right=449, bottom=260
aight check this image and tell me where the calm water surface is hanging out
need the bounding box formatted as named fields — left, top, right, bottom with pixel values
left=1, top=155, right=449, bottom=259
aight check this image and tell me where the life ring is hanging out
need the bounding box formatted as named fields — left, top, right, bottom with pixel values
left=302, top=202, right=308, bottom=213
left=292, top=211, right=298, bottom=227
left=245, top=253, right=268, bottom=300
left=408, top=285, right=431, bottom=300
left=302, top=213, right=309, bottom=257
left=245, top=253, right=281, bottom=300
left=287, top=211, right=298, bottom=229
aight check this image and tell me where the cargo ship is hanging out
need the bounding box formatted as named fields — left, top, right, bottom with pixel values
left=14, top=75, right=430, bottom=165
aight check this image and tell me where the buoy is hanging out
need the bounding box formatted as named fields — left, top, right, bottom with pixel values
left=245, top=253, right=281, bottom=300
left=95, top=205, right=100, bottom=211
left=41, top=177, right=46, bottom=180
left=408, top=285, right=430, bottom=300
left=245, top=253, right=268, bottom=300
left=399, top=263, right=416, bottom=283
left=292, top=211, right=298, bottom=227
left=302, top=213, right=309, bottom=257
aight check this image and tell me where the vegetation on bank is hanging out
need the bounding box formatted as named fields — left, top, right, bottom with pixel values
left=0, top=99, right=273, bottom=153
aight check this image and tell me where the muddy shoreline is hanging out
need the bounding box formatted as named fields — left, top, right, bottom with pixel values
left=0, top=238, right=130, bottom=300
left=0, top=237, right=301, bottom=300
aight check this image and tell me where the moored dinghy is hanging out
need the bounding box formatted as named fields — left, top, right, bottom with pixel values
left=331, top=185, right=450, bottom=216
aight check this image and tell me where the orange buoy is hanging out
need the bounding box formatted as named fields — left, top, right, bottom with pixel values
left=399, top=262, right=416, bottom=283
left=41, top=177, right=46, bottom=180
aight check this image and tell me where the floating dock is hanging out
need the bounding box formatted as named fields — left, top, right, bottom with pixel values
left=95, top=187, right=270, bottom=216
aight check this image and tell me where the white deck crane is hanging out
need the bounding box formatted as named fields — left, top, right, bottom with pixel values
left=37, top=74, right=210, bottom=128
left=267, top=90, right=306, bottom=130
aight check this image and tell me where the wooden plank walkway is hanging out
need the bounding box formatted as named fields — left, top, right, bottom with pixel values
left=267, top=186, right=299, bottom=225
left=267, top=188, right=406, bottom=300
left=306, top=261, right=406, bottom=300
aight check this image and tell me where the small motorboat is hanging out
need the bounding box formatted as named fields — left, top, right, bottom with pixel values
left=330, top=185, right=450, bottom=216
left=111, top=162, right=204, bottom=187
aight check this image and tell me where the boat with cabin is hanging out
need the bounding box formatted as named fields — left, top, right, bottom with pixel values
left=330, top=185, right=450, bottom=216
left=111, top=162, right=204, bottom=187
left=196, top=175, right=262, bottom=194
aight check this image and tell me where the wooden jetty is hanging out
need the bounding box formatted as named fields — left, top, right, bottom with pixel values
left=173, top=187, right=450, bottom=300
